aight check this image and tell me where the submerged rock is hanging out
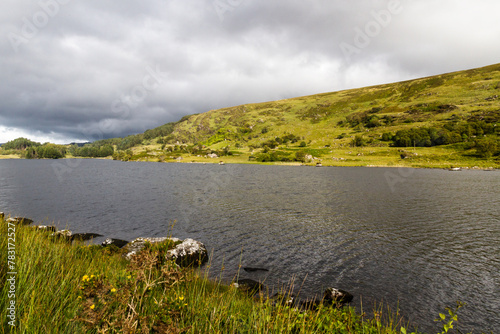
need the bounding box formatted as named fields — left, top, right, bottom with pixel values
left=323, top=287, right=353, bottom=306
left=166, top=238, right=208, bottom=267
left=6, top=217, right=34, bottom=225
left=243, top=267, right=269, bottom=272
left=102, top=238, right=129, bottom=248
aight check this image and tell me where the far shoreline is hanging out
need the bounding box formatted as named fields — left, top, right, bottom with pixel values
left=1, top=154, right=498, bottom=171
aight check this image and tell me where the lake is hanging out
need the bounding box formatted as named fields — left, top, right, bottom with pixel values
left=0, top=159, right=499, bottom=332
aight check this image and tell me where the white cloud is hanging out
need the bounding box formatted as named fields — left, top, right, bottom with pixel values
left=0, top=125, right=82, bottom=144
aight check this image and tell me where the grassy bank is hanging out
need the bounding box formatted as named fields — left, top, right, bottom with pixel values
left=0, top=216, right=426, bottom=333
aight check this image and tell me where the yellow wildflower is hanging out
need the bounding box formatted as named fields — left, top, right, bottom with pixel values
left=127, top=275, right=131, bottom=279
left=90, top=304, right=95, bottom=310
left=178, top=296, right=184, bottom=301
left=82, top=275, right=89, bottom=281
left=110, top=288, right=117, bottom=293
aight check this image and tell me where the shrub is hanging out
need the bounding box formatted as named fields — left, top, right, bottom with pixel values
left=392, top=127, right=462, bottom=147
left=255, top=151, right=293, bottom=162
left=295, top=150, right=307, bottom=162
left=261, top=139, right=279, bottom=149
left=475, top=137, right=499, bottom=158
left=351, top=135, right=367, bottom=147
left=382, top=132, right=393, bottom=141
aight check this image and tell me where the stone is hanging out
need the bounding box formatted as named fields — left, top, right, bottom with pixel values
left=6, top=217, right=34, bottom=225
left=123, top=237, right=208, bottom=267
left=323, top=288, right=353, bottom=306
left=166, top=238, right=208, bottom=267
left=35, top=225, right=57, bottom=232
left=71, top=233, right=102, bottom=241
left=50, top=230, right=72, bottom=241
left=123, top=237, right=181, bottom=259
left=102, top=238, right=129, bottom=248
left=243, top=267, right=269, bottom=272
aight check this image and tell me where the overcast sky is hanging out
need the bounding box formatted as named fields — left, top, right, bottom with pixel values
left=1, top=0, right=499, bottom=144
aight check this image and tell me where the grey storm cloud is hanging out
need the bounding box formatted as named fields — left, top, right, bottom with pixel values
left=1, top=0, right=500, bottom=143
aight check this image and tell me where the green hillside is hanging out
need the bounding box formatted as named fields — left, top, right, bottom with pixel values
left=114, top=63, right=499, bottom=168
left=3, top=63, right=499, bottom=168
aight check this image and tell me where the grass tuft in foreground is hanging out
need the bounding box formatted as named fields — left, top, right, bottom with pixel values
left=1, top=216, right=426, bottom=333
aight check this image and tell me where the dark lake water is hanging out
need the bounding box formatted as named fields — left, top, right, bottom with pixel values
left=1, top=159, right=499, bottom=332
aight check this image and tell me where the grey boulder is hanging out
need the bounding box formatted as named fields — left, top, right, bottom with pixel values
left=102, top=238, right=129, bottom=248
left=34, top=225, right=57, bottom=232
left=50, top=229, right=73, bottom=241
left=6, top=217, right=34, bottom=225
left=123, top=237, right=181, bottom=259
left=166, top=238, right=208, bottom=267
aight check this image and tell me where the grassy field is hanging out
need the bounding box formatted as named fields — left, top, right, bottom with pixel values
left=0, top=216, right=433, bottom=333
left=117, top=142, right=498, bottom=170
left=0, top=155, right=20, bottom=160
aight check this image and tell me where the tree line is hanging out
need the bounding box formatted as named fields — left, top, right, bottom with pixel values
left=68, top=144, right=114, bottom=158
left=1, top=137, right=40, bottom=150
left=25, top=144, right=66, bottom=159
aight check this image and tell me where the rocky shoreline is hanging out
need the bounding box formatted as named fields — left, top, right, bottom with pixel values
left=2, top=212, right=354, bottom=310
